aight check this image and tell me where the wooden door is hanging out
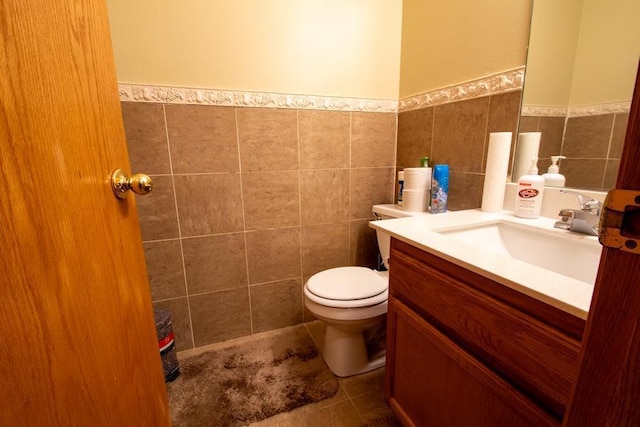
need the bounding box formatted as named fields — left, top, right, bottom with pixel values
left=0, top=1, right=170, bottom=425
left=563, top=65, right=640, bottom=425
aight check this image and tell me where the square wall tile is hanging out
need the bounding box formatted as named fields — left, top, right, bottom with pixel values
left=250, top=279, right=302, bottom=333
left=245, top=227, right=301, bottom=284
left=242, top=170, right=300, bottom=230
left=121, top=102, right=171, bottom=175
left=299, top=110, right=350, bottom=169
left=396, top=108, right=433, bottom=169
left=562, top=159, right=607, bottom=190
left=350, top=168, right=395, bottom=219
left=143, top=240, right=185, bottom=301
left=485, top=91, right=521, bottom=173
left=537, top=116, right=565, bottom=172
left=448, top=172, right=484, bottom=211
left=603, top=159, right=620, bottom=190
left=518, top=116, right=539, bottom=133
left=154, top=297, right=193, bottom=351
left=136, top=175, right=179, bottom=241
left=609, top=113, right=629, bottom=158
left=165, top=105, right=239, bottom=174
left=300, top=169, right=349, bottom=225
left=351, top=112, right=397, bottom=168
left=236, top=108, right=298, bottom=172
left=563, top=115, right=614, bottom=158
left=301, top=222, right=350, bottom=277
left=182, top=233, right=248, bottom=295
left=350, top=219, right=379, bottom=268
left=174, top=173, right=244, bottom=237
left=432, top=97, right=490, bottom=173
left=189, top=288, right=252, bottom=346
left=487, top=91, right=521, bottom=136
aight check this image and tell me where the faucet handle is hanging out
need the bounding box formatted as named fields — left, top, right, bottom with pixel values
left=558, top=208, right=576, bottom=218
left=560, top=189, right=602, bottom=214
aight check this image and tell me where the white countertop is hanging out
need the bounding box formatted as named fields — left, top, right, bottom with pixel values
left=369, top=208, right=600, bottom=319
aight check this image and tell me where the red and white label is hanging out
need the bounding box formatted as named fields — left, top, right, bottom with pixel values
left=158, top=331, right=175, bottom=352
left=518, top=188, right=539, bottom=199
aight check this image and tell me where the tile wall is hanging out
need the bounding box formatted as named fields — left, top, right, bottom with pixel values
left=520, top=112, right=629, bottom=191
left=122, top=103, right=397, bottom=351
left=396, top=91, right=522, bottom=210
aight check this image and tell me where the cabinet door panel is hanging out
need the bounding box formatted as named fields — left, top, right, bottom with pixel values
left=387, top=298, right=559, bottom=427
left=390, top=245, right=580, bottom=418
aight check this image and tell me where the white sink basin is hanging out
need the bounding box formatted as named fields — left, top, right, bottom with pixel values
left=435, top=221, right=602, bottom=285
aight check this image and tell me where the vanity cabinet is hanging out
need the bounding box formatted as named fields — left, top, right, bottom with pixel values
left=385, top=239, right=585, bottom=427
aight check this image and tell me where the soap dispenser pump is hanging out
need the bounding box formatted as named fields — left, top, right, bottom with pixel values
left=542, top=155, right=566, bottom=187
left=514, top=156, right=545, bottom=219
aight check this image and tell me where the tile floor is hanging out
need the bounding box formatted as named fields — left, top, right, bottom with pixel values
left=176, top=321, right=401, bottom=427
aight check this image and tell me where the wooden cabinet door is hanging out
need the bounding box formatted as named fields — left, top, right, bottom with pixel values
left=0, top=1, right=170, bottom=425
left=386, top=298, right=558, bottom=427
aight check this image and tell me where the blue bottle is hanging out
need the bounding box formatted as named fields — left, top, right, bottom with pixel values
left=431, top=164, right=449, bottom=213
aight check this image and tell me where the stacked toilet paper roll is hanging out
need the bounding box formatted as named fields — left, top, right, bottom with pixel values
left=402, top=167, right=432, bottom=212
left=481, top=132, right=512, bottom=213
left=512, top=132, right=541, bottom=182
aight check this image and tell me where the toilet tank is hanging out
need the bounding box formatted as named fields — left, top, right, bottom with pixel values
left=371, top=204, right=428, bottom=269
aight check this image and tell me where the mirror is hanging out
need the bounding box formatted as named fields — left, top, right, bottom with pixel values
left=516, top=0, right=640, bottom=191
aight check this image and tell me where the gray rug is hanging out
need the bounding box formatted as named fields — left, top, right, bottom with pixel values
left=167, top=326, right=339, bottom=426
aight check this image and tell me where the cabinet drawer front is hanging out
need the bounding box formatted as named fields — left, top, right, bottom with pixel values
left=391, top=246, right=580, bottom=419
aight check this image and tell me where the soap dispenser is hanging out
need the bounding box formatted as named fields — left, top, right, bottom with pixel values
left=542, top=155, right=566, bottom=187
left=514, top=156, right=545, bottom=219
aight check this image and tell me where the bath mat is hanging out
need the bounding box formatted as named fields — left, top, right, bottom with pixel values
left=166, top=326, right=339, bottom=426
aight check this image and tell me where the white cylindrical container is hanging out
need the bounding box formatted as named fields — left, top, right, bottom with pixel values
left=401, top=188, right=429, bottom=212
left=403, top=167, right=432, bottom=189
left=541, top=155, right=566, bottom=187
left=481, top=132, right=512, bottom=212
left=513, top=132, right=541, bottom=182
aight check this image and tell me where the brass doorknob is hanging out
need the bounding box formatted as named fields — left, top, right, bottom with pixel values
left=111, top=169, right=153, bottom=199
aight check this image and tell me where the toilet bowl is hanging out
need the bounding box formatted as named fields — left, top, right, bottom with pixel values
left=304, top=204, right=427, bottom=377
left=304, top=266, right=388, bottom=377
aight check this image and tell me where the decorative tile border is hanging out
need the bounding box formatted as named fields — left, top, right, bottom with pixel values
left=521, top=101, right=631, bottom=118
left=521, top=105, right=568, bottom=117
left=397, top=67, right=525, bottom=113
left=568, top=101, right=631, bottom=117
left=118, top=84, right=398, bottom=113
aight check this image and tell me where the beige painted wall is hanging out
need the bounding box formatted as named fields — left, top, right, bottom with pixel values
left=106, top=0, right=403, bottom=100
left=570, top=0, right=640, bottom=106
left=523, top=0, right=640, bottom=108
left=398, top=0, right=532, bottom=98
left=522, top=0, right=583, bottom=107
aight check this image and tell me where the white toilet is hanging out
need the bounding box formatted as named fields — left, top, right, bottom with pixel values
left=304, top=204, right=426, bottom=377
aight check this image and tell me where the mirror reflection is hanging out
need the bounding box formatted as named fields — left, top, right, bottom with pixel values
left=515, top=0, right=640, bottom=191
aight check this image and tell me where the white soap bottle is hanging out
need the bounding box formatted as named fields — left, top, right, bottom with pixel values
left=514, top=156, right=545, bottom=219
left=541, top=155, right=566, bottom=187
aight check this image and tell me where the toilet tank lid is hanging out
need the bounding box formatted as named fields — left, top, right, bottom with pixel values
left=372, top=204, right=427, bottom=218
left=306, top=267, right=387, bottom=301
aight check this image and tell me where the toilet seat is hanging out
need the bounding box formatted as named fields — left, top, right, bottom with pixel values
left=305, top=267, right=388, bottom=308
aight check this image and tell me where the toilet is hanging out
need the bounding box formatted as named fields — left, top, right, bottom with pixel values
left=304, top=204, right=427, bottom=377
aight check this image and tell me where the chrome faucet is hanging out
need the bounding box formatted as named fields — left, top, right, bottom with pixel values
left=554, top=189, right=602, bottom=236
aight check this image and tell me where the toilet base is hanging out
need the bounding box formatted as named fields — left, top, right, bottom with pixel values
left=322, top=324, right=386, bottom=377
